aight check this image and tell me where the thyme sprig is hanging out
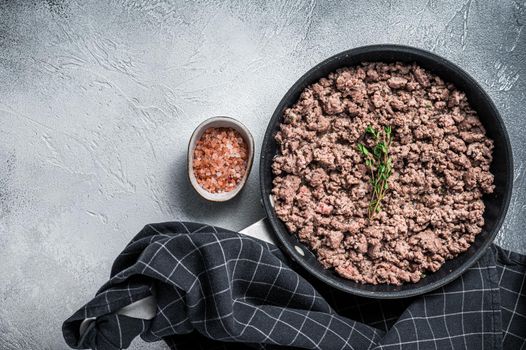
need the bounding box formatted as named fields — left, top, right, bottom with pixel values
left=357, top=125, right=393, bottom=219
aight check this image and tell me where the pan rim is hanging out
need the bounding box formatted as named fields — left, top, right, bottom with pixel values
left=260, top=44, right=514, bottom=299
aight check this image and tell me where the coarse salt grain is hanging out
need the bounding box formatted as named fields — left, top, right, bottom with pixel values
left=192, top=127, right=248, bottom=193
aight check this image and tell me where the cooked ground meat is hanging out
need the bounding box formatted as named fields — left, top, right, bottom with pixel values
left=271, top=62, right=495, bottom=285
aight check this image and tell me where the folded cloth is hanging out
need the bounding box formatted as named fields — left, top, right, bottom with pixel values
left=62, top=222, right=526, bottom=350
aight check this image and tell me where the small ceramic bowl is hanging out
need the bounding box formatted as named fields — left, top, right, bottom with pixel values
left=187, top=116, right=255, bottom=202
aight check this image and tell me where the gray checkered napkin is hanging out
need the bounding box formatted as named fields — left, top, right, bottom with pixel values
left=62, top=222, right=526, bottom=349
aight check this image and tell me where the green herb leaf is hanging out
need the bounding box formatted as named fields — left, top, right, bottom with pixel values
left=361, top=125, right=394, bottom=220
left=357, top=143, right=369, bottom=156
left=365, top=125, right=378, bottom=139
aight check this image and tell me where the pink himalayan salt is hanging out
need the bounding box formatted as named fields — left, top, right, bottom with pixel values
left=193, top=127, right=248, bottom=193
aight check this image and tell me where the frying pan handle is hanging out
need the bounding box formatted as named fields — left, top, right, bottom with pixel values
left=240, top=217, right=276, bottom=244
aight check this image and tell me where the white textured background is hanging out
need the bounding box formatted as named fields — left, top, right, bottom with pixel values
left=0, top=1, right=524, bottom=349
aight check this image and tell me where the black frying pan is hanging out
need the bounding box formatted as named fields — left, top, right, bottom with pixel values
left=259, top=45, right=513, bottom=299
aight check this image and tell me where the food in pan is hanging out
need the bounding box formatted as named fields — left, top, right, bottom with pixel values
left=193, top=127, right=248, bottom=193
left=271, top=62, right=495, bottom=285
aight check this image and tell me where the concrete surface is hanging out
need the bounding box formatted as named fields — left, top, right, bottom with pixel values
left=0, top=0, right=524, bottom=349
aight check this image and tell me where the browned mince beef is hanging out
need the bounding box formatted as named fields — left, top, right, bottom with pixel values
left=271, top=62, right=495, bottom=285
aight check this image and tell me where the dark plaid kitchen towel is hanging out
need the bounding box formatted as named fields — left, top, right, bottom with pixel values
left=63, top=222, right=525, bottom=350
